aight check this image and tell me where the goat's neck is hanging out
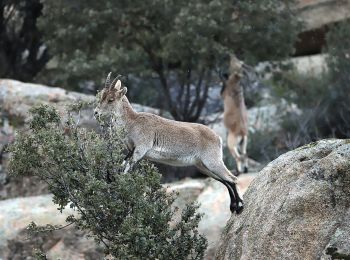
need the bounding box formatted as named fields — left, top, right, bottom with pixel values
left=113, top=96, right=137, bottom=128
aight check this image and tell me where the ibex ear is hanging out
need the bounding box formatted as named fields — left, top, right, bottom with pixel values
left=114, top=80, right=122, bottom=90
left=116, top=87, right=127, bottom=99
left=120, top=87, right=127, bottom=96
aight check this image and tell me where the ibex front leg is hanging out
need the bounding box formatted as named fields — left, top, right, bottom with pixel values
left=123, top=146, right=148, bottom=174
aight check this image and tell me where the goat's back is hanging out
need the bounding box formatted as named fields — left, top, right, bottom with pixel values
left=129, top=112, right=221, bottom=151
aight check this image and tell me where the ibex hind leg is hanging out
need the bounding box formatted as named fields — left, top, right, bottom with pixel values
left=241, top=135, right=248, bottom=173
left=196, top=163, right=238, bottom=214
left=198, top=160, right=243, bottom=214
left=205, top=159, right=243, bottom=213
left=227, top=131, right=243, bottom=174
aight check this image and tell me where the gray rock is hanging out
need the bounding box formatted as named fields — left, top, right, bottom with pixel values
left=290, top=54, right=328, bottom=76
left=295, top=0, right=350, bottom=55
left=0, top=195, right=75, bottom=248
left=0, top=79, right=160, bottom=128
left=321, top=208, right=350, bottom=260
left=298, top=0, right=350, bottom=31
left=216, top=139, right=350, bottom=260
left=256, top=54, right=328, bottom=80
left=4, top=226, right=103, bottom=260
left=0, top=195, right=102, bottom=259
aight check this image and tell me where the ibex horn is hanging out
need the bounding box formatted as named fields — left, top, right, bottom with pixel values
left=105, top=72, right=112, bottom=88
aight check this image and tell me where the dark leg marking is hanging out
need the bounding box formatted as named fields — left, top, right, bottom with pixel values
left=124, top=147, right=135, bottom=161
left=226, top=181, right=244, bottom=214
left=233, top=168, right=240, bottom=177
left=219, top=180, right=240, bottom=214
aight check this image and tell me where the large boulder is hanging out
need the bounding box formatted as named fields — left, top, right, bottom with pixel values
left=4, top=226, right=104, bottom=260
left=0, top=195, right=75, bottom=248
left=0, top=195, right=103, bottom=259
left=216, top=139, right=350, bottom=260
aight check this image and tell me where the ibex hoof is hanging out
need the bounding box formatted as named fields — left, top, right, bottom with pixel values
left=236, top=201, right=244, bottom=214
left=243, top=167, right=248, bottom=173
left=230, top=201, right=244, bottom=214
left=232, top=169, right=240, bottom=177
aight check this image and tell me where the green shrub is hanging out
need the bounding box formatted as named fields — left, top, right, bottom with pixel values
left=246, top=130, right=281, bottom=163
left=324, top=21, right=350, bottom=137
left=270, top=70, right=329, bottom=108
left=8, top=104, right=207, bottom=259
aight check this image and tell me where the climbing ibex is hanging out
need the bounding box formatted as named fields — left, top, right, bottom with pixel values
left=94, top=73, right=244, bottom=214
left=221, top=56, right=249, bottom=174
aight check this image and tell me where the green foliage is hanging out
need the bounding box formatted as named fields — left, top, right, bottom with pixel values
left=324, top=21, right=350, bottom=137
left=232, top=0, right=300, bottom=64
left=8, top=104, right=207, bottom=259
left=270, top=70, right=329, bottom=107
left=38, top=0, right=299, bottom=121
left=247, top=130, right=281, bottom=163
left=0, top=0, right=49, bottom=81
left=33, top=248, right=47, bottom=260
left=327, top=21, right=350, bottom=84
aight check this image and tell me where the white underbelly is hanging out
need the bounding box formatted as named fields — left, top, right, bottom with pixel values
left=145, top=148, right=197, bottom=167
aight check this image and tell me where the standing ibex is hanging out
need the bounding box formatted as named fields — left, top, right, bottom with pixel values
left=94, top=73, right=244, bottom=214
left=221, top=56, right=249, bottom=174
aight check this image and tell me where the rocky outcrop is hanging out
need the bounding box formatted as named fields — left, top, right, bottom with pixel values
left=4, top=227, right=104, bottom=260
left=0, top=79, right=159, bottom=130
left=296, top=0, right=350, bottom=56
left=257, top=54, right=328, bottom=79
left=216, top=139, right=350, bottom=260
left=290, top=54, right=328, bottom=76
left=0, top=175, right=255, bottom=259
left=0, top=195, right=103, bottom=259
left=298, top=0, right=350, bottom=31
